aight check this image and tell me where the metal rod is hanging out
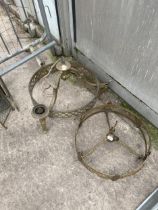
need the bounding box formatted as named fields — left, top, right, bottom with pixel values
left=3, top=3, right=22, bottom=48
left=19, top=0, right=27, bottom=19
left=55, top=0, right=71, bottom=55
left=37, top=0, right=55, bottom=54
left=0, top=77, right=11, bottom=98
left=45, top=5, right=52, bottom=17
left=32, top=0, right=38, bottom=22
left=37, top=0, right=52, bottom=42
left=0, top=41, right=56, bottom=76
left=39, top=118, right=48, bottom=132
left=0, top=32, right=46, bottom=64
left=19, top=0, right=32, bottom=32
left=29, top=46, right=45, bottom=66
left=0, top=33, right=10, bottom=54
left=0, top=77, right=19, bottom=110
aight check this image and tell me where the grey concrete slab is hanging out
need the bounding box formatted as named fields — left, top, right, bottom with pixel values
left=0, top=55, right=158, bottom=210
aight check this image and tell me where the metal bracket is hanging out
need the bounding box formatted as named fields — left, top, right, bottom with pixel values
left=0, top=41, right=56, bottom=76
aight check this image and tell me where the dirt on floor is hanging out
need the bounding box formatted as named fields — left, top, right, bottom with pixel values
left=0, top=52, right=158, bottom=210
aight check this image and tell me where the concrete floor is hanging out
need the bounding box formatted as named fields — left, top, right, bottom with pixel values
left=0, top=54, right=158, bottom=210
left=0, top=8, right=158, bottom=210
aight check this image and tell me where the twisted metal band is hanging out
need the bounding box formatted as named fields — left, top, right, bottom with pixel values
left=29, top=63, right=107, bottom=118
left=75, top=105, right=151, bottom=181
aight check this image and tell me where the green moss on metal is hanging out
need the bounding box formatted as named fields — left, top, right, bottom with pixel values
left=145, top=122, right=158, bottom=150
left=121, top=101, right=158, bottom=150
left=62, top=73, right=77, bottom=84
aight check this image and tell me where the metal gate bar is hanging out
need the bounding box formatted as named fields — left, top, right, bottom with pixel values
left=0, top=41, right=56, bottom=76
left=0, top=1, right=23, bottom=56
left=0, top=32, right=46, bottom=64
left=0, top=0, right=60, bottom=77
left=3, top=2, right=22, bottom=48
left=18, top=0, right=32, bottom=33
left=0, top=33, right=10, bottom=55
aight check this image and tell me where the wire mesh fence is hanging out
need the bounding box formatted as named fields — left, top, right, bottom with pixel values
left=0, top=4, right=22, bottom=55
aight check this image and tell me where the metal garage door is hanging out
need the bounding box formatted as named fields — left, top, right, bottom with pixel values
left=75, top=0, right=158, bottom=115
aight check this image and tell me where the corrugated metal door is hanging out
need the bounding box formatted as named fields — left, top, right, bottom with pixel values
left=75, top=0, right=158, bottom=114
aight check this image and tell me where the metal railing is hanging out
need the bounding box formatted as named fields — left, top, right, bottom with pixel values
left=0, top=0, right=60, bottom=76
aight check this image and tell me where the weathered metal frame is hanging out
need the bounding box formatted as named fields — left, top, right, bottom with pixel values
left=55, top=0, right=158, bottom=128
left=29, top=61, right=106, bottom=120
left=75, top=104, right=151, bottom=181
